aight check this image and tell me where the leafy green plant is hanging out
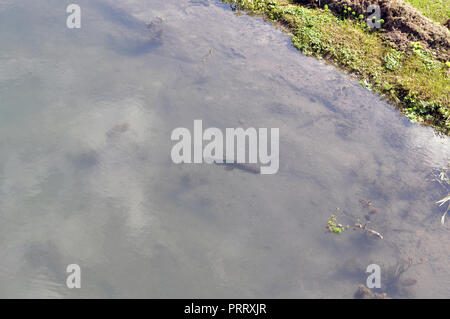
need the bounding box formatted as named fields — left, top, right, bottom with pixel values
left=383, top=83, right=393, bottom=91
left=383, top=50, right=402, bottom=71
left=326, top=214, right=346, bottom=234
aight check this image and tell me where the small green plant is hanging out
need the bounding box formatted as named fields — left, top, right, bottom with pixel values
left=325, top=201, right=385, bottom=239
left=403, top=93, right=445, bottom=125
left=383, top=50, right=402, bottom=71
left=411, top=41, right=423, bottom=52
left=383, top=83, right=393, bottom=91
left=360, top=78, right=373, bottom=90
left=326, top=214, right=347, bottom=234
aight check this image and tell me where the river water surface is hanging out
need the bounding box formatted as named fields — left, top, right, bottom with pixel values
left=0, top=0, right=449, bottom=298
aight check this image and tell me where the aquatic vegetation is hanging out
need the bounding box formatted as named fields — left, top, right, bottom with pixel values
left=326, top=203, right=383, bottom=239
left=381, top=258, right=419, bottom=297
left=353, top=258, right=420, bottom=298
left=222, top=0, right=450, bottom=134
left=326, top=214, right=347, bottom=234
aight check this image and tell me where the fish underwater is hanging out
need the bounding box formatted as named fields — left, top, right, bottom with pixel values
left=204, top=157, right=260, bottom=175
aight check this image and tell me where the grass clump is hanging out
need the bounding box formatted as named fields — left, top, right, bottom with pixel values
left=383, top=49, right=402, bottom=71
left=223, top=0, right=450, bottom=134
left=404, top=0, right=450, bottom=24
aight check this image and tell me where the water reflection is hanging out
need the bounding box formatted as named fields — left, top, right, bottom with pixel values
left=0, top=0, right=448, bottom=298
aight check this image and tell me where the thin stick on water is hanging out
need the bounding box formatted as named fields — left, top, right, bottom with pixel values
left=354, top=223, right=384, bottom=239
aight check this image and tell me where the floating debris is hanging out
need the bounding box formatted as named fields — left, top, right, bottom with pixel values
left=106, top=122, right=130, bottom=139
left=354, top=222, right=383, bottom=239
left=201, top=48, right=213, bottom=63
left=325, top=205, right=383, bottom=239
left=326, top=214, right=348, bottom=234
left=145, top=17, right=166, bottom=41
left=382, top=258, right=420, bottom=297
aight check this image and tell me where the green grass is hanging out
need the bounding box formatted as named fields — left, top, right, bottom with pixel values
left=405, top=0, right=450, bottom=24
left=223, top=0, right=450, bottom=134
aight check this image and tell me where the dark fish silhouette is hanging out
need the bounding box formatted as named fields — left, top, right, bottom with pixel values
left=205, top=157, right=260, bottom=174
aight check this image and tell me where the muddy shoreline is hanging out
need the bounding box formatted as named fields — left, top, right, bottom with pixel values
left=223, top=0, right=450, bottom=135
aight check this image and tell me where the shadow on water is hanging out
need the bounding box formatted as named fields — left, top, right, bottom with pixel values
left=90, top=1, right=146, bottom=30
left=105, top=34, right=162, bottom=56
left=88, top=0, right=164, bottom=56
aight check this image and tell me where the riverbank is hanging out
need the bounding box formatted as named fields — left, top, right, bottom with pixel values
left=404, top=0, right=449, bottom=25
left=222, top=0, right=450, bottom=135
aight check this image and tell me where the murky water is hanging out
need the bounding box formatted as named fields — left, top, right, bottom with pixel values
left=0, top=0, right=449, bottom=298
